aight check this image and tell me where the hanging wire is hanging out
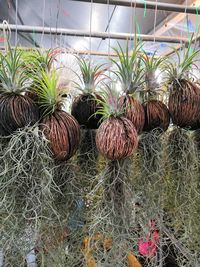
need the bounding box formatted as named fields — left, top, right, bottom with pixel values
left=40, top=0, right=46, bottom=46
left=89, top=0, right=93, bottom=61
left=129, top=0, right=133, bottom=46
left=153, top=0, right=158, bottom=43
left=97, top=6, right=116, bottom=53
left=143, top=0, right=147, bottom=17
left=107, top=0, right=110, bottom=59
left=15, top=0, right=18, bottom=46
left=133, top=0, right=142, bottom=44
left=2, top=20, right=11, bottom=52
left=193, top=5, right=199, bottom=51
left=55, top=0, right=61, bottom=47
left=133, top=0, right=136, bottom=35
left=180, top=0, right=188, bottom=50
left=195, top=6, right=199, bottom=34
left=49, top=7, right=53, bottom=48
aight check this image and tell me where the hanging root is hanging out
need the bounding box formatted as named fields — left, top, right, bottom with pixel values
left=1, top=125, right=199, bottom=266
left=166, top=127, right=198, bottom=176
left=138, top=128, right=165, bottom=179
left=77, top=129, right=99, bottom=176
left=163, top=126, right=200, bottom=266
left=0, top=126, right=62, bottom=265
left=76, top=157, right=146, bottom=267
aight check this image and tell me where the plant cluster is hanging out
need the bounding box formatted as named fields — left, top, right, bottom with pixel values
left=0, top=39, right=200, bottom=267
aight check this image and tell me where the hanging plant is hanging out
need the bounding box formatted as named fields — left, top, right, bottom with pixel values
left=111, top=41, right=145, bottom=134
left=164, top=41, right=200, bottom=130
left=95, top=84, right=138, bottom=160
left=141, top=51, right=170, bottom=132
left=71, top=57, right=107, bottom=129
left=0, top=47, right=39, bottom=136
left=22, top=48, right=54, bottom=101
left=32, top=70, right=80, bottom=161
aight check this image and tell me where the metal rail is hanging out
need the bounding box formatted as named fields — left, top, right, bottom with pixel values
left=0, top=46, right=118, bottom=57
left=0, top=24, right=188, bottom=43
left=71, top=0, right=200, bottom=14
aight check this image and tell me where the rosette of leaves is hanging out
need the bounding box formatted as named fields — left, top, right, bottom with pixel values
left=22, top=49, right=54, bottom=101
left=164, top=41, right=200, bottom=130
left=32, top=69, right=80, bottom=161
left=71, top=57, right=107, bottom=129
left=111, top=41, right=145, bottom=134
left=95, top=83, right=138, bottom=160
left=141, top=51, right=170, bottom=132
left=0, top=47, right=39, bottom=136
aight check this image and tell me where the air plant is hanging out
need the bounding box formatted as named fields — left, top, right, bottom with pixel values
left=71, top=57, right=107, bottom=129
left=164, top=41, right=200, bottom=130
left=0, top=47, right=39, bottom=136
left=22, top=48, right=54, bottom=101
left=141, top=51, right=170, bottom=132
left=137, top=52, right=169, bottom=182
left=32, top=69, right=80, bottom=161
left=78, top=83, right=141, bottom=267
left=23, top=48, right=53, bottom=73
left=111, top=41, right=145, bottom=134
left=95, top=83, right=138, bottom=160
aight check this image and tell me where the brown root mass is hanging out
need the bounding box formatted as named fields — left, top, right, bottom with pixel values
left=71, top=93, right=103, bottom=129
left=40, top=110, right=80, bottom=160
left=143, top=100, right=170, bottom=132
left=0, top=94, right=39, bottom=136
left=168, top=79, right=200, bottom=130
left=96, top=116, right=138, bottom=160
left=119, top=95, right=145, bottom=134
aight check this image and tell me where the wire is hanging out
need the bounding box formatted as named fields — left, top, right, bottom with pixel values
left=15, top=0, right=18, bottom=46
left=96, top=5, right=116, bottom=52
left=89, top=0, right=93, bottom=61
left=107, top=0, right=110, bottom=59
left=129, top=0, right=133, bottom=45
left=153, top=0, right=158, bottom=43
left=55, top=0, right=61, bottom=47
left=41, top=0, right=46, bottom=46
left=2, top=20, right=11, bottom=52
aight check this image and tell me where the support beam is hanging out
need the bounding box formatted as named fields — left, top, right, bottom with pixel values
left=0, top=23, right=188, bottom=43
left=0, top=46, right=118, bottom=57
left=71, top=0, right=200, bottom=14
left=150, top=0, right=200, bottom=37
left=151, top=0, right=200, bottom=56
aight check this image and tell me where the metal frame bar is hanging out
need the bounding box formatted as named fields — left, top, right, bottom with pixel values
left=71, top=0, right=200, bottom=14
left=0, top=46, right=118, bottom=57
left=0, top=23, right=188, bottom=43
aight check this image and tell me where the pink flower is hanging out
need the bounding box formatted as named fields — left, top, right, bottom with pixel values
left=138, top=220, right=159, bottom=258
left=139, top=238, right=157, bottom=257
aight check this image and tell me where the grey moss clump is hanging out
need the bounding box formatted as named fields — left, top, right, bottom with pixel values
left=1, top=124, right=200, bottom=266
left=0, top=126, right=60, bottom=265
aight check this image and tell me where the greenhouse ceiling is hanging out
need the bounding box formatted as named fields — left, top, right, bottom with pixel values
left=0, top=0, right=199, bottom=56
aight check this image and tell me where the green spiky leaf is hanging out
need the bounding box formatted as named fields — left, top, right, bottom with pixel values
left=0, top=46, right=29, bottom=94
left=111, top=40, right=143, bottom=93
left=32, top=70, right=61, bottom=116
left=74, top=56, right=108, bottom=93
left=94, top=83, right=125, bottom=121
left=162, top=40, right=200, bottom=83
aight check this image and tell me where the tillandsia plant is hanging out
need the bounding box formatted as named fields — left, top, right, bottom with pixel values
left=0, top=46, right=39, bottom=136
left=111, top=40, right=145, bottom=133
left=95, top=83, right=138, bottom=160
left=23, top=48, right=53, bottom=73
left=71, top=56, right=107, bottom=129
left=164, top=40, right=200, bottom=130
left=83, top=84, right=143, bottom=267
left=141, top=51, right=170, bottom=132
left=22, top=48, right=54, bottom=101
left=32, top=69, right=80, bottom=161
